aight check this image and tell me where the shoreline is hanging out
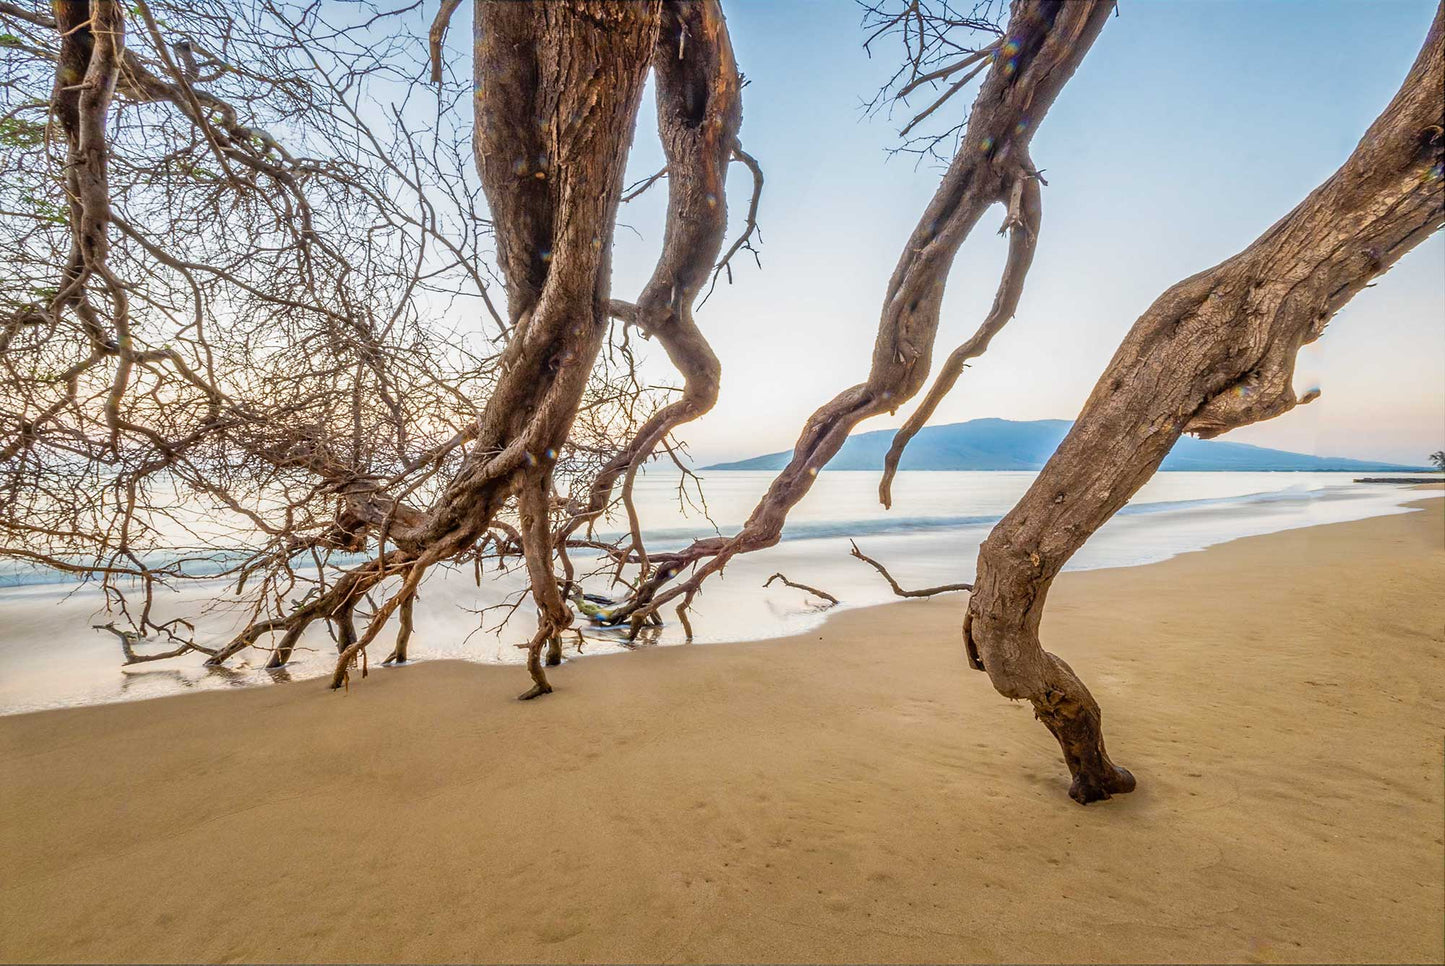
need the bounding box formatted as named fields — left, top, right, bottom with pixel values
left=1, top=501, right=1442, bottom=963
left=1, top=484, right=1439, bottom=718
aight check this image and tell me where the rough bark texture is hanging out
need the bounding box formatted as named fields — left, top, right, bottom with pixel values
left=562, top=0, right=742, bottom=545
left=50, top=0, right=124, bottom=351
left=319, top=0, right=662, bottom=693
left=849, top=541, right=973, bottom=598
left=416, top=1, right=660, bottom=550
left=965, top=5, right=1445, bottom=804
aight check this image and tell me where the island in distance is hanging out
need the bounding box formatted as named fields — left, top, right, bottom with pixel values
left=703, top=418, right=1430, bottom=473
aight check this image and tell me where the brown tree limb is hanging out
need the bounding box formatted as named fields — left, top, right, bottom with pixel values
left=624, top=0, right=1115, bottom=634
left=382, top=589, right=417, bottom=665
left=621, top=165, right=669, bottom=203
left=895, top=39, right=1001, bottom=99
left=50, top=0, right=125, bottom=351
left=95, top=622, right=217, bottom=664
left=349, top=1, right=667, bottom=695
left=879, top=169, right=1042, bottom=507
left=429, top=0, right=462, bottom=85
left=848, top=540, right=972, bottom=597
left=700, top=143, right=764, bottom=304
left=763, top=572, right=839, bottom=606
left=557, top=0, right=742, bottom=553
left=517, top=474, right=569, bottom=697
left=412, top=2, right=660, bottom=566
left=897, top=52, right=993, bottom=140
left=965, top=3, right=1445, bottom=805
left=4, top=0, right=665, bottom=689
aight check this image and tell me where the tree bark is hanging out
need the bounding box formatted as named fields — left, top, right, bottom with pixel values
left=563, top=0, right=743, bottom=541
left=965, top=4, right=1445, bottom=804
left=382, top=591, right=416, bottom=665
left=50, top=0, right=124, bottom=343
left=319, top=1, right=661, bottom=690
left=415, top=1, right=660, bottom=553
left=849, top=541, right=973, bottom=598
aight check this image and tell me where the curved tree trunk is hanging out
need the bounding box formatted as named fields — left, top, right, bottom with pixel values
left=319, top=0, right=662, bottom=690
left=415, top=1, right=660, bottom=551
left=965, top=5, right=1445, bottom=804
left=50, top=0, right=125, bottom=352
left=381, top=590, right=416, bottom=665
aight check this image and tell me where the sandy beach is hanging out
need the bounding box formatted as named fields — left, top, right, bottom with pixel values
left=1, top=497, right=1441, bottom=964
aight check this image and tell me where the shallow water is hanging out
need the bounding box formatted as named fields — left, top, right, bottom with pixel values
left=0, top=471, right=1436, bottom=714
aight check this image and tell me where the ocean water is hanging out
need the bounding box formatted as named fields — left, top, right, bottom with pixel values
left=0, top=470, right=1436, bottom=715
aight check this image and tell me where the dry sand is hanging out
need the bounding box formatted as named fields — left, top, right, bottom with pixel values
left=1, top=499, right=1442, bottom=964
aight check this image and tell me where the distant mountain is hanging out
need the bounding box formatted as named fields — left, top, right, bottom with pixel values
left=703, top=418, right=1430, bottom=473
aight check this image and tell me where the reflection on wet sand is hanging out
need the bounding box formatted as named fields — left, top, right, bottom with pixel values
left=117, top=662, right=293, bottom=694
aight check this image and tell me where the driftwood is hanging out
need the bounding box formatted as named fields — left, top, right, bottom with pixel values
left=763, top=573, right=840, bottom=607
left=848, top=542, right=973, bottom=598
left=95, top=622, right=215, bottom=665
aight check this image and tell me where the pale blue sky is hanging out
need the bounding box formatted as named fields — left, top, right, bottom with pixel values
left=601, top=0, right=1443, bottom=466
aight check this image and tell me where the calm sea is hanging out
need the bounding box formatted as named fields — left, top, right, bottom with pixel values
left=0, top=470, right=1435, bottom=714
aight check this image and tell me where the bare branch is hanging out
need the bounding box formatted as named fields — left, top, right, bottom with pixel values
left=848, top=541, right=971, bottom=597
left=429, top=0, right=462, bottom=85
left=764, top=572, right=840, bottom=607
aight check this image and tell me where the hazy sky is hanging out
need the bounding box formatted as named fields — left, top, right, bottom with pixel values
left=600, top=0, right=1443, bottom=466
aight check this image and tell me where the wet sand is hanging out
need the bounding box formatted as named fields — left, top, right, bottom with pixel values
left=1, top=498, right=1441, bottom=964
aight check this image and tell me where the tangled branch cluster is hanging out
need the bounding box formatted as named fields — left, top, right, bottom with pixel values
left=0, top=0, right=670, bottom=660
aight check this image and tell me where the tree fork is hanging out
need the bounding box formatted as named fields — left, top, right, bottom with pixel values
left=965, top=3, right=1445, bottom=804
left=848, top=540, right=973, bottom=598
left=311, top=1, right=659, bottom=690
left=411, top=0, right=659, bottom=551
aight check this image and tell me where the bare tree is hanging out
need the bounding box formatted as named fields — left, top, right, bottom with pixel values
left=963, top=5, right=1444, bottom=803
left=3, top=0, right=1439, bottom=811
left=1, top=0, right=679, bottom=691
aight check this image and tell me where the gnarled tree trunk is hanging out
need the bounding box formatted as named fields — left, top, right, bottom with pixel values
left=323, top=1, right=663, bottom=694
left=965, top=4, right=1445, bottom=804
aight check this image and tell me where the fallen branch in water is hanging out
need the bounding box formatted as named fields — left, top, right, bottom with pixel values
left=95, top=622, right=217, bottom=665
left=764, top=572, right=840, bottom=607
left=848, top=541, right=973, bottom=598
